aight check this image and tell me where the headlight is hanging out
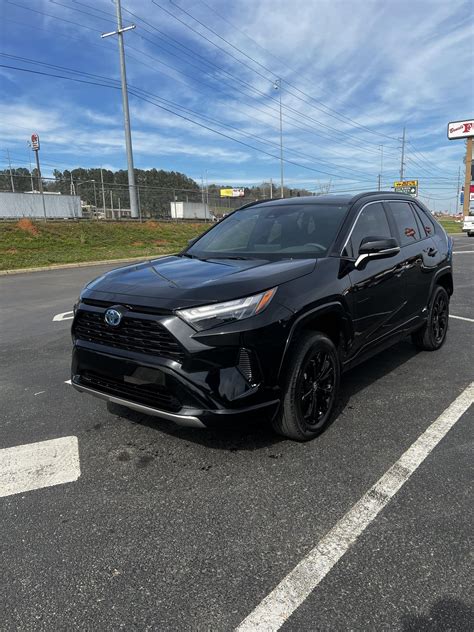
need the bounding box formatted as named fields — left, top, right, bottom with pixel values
left=177, top=287, right=277, bottom=331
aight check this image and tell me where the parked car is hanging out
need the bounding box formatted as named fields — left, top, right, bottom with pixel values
left=462, top=214, right=474, bottom=236
left=71, top=192, right=453, bottom=441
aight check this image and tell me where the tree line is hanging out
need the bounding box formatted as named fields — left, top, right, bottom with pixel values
left=0, top=167, right=315, bottom=216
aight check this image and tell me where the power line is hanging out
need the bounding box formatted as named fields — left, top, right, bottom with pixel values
left=167, top=0, right=399, bottom=143
left=6, top=0, right=397, bottom=160
left=0, top=53, right=386, bottom=181
left=0, top=62, right=378, bottom=182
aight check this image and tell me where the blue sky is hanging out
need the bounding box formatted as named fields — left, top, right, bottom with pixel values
left=0, top=0, right=473, bottom=210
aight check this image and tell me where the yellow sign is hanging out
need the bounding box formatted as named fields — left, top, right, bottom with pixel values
left=220, top=188, right=245, bottom=198
left=394, top=180, right=418, bottom=188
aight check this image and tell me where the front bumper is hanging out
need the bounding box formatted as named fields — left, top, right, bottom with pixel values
left=71, top=301, right=285, bottom=427
left=72, top=379, right=206, bottom=428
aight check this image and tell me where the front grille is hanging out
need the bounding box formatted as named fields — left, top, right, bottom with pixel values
left=74, top=310, right=184, bottom=361
left=79, top=371, right=181, bottom=412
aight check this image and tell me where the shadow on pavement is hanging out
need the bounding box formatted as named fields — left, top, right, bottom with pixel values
left=400, top=597, right=473, bottom=631
left=110, top=338, right=421, bottom=451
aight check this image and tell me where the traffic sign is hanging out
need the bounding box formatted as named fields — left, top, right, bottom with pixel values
left=394, top=180, right=418, bottom=197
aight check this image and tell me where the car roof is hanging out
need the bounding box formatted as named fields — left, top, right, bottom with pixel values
left=238, top=191, right=419, bottom=210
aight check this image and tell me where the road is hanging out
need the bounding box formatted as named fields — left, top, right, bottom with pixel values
left=0, top=235, right=472, bottom=631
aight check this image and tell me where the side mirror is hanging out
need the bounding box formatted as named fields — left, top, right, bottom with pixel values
left=355, top=236, right=400, bottom=269
left=187, top=236, right=199, bottom=246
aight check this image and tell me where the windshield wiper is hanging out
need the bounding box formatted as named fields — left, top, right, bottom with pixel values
left=181, top=253, right=201, bottom=259
left=204, top=255, right=257, bottom=260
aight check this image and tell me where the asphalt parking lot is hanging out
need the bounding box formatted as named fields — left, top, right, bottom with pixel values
left=0, top=234, right=472, bottom=631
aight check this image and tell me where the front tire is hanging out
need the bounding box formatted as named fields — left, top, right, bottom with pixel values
left=411, top=285, right=449, bottom=351
left=272, top=332, right=340, bottom=441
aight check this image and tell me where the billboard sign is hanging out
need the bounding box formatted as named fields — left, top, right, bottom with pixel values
left=447, top=119, right=474, bottom=139
left=220, top=188, right=245, bottom=198
left=394, top=179, right=418, bottom=197
left=31, top=133, right=40, bottom=151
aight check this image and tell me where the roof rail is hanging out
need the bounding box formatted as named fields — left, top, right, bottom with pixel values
left=235, top=198, right=275, bottom=211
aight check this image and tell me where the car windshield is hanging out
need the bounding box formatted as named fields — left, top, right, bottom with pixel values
left=186, top=202, right=348, bottom=260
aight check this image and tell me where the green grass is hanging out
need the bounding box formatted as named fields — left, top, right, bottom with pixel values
left=0, top=216, right=464, bottom=271
left=438, top=218, right=462, bottom=234
left=0, top=220, right=208, bottom=270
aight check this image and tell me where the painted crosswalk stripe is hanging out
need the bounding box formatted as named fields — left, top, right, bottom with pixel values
left=0, top=436, right=80, bottom=499
left=236, top=383, right=474, bottom=632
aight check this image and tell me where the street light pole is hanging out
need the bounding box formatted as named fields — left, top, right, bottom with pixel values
left=274, top=79, right=284, bottom=197
left=102, top=0, right=139, bottom=219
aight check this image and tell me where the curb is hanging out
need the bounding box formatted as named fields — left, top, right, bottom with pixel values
left=0, top=254, right=165, bottom=276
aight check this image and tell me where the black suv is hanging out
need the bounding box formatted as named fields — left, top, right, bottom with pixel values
left=71, top=192, right=453, bottom=441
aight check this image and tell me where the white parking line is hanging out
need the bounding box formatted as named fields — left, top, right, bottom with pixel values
left=64, top=379, right=72, bottom=385
left=236, top=383, right=474, bottom=632
left=52, top=311, right=74, bottom=322
left=450, top=314, right=474, bottom=323
left=453, top=250, right=474, bottom=254
left=0, top=436, right=80, bottom=499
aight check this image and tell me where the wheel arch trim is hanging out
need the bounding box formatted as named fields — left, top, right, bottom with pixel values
left=277, top=301, right=352, bottom=380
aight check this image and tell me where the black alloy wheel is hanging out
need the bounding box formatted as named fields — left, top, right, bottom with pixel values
left=297, top=350, right=337, bottom=430
left=431, top=290, right=449, bottom=345
left=412, top=285, right=450, bottom=351
left=273, top=332, right=341, bottom=441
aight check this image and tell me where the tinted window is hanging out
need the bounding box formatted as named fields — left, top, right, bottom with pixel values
left=413, top=205, right=436, bottom=237
left=187, top=203, right=348, bottom=260
left=350, top=203, right=392, bottom=254
left=389, top=202, right=422, bottom=245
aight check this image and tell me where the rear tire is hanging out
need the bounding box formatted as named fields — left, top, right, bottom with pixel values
left=411, top=285, right=449, bottom=351
left=272, top=332, right=340, bottom=441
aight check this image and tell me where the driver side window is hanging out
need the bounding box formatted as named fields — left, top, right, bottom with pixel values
left=350, top=203, right=392, bottom=255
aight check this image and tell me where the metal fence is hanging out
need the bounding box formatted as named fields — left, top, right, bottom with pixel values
left=0, top=177, right=265, bottom=220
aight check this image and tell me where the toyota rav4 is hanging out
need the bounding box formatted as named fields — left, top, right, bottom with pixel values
left=71, top=192, right=453, bottom=441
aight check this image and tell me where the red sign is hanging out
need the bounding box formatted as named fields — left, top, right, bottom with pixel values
left=447, top=119, right=474, bottom=139
left=31, top=133, right=40, bottom=151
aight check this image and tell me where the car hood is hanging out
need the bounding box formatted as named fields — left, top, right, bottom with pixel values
left=83, top=255, right=317, bottom=309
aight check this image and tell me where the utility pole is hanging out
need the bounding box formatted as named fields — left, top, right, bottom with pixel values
left=456, top=165, right=461, bottom=213
left=463, top=136, right=473, bottom=218
left=270, top=177, right=273, bottom=199
left=378, top=144, right=384, bottom=190
left=102, top=0, right=139, bottom=218
left=100, top=168, right=107, bottom=215
left=205, top=169, right=209, bottom=222
left=30, top=133, right=47, bottom=221
left=6, top=149, right=15, bottom=192
left=201, top=175, right=205, bottom=217
left=92, top=179, right=98, bottom=210
left=274, top=79, right=284, bottom=197
left=26, top=144, right=34, bottom=191
left=400, top=126, right=406, bottom=180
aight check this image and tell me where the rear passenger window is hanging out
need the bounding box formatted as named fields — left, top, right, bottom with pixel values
left=413, top=205, right=436, bottom=237
left=350, top=203, right=392, bottom=254
left=389, top=202, right=422, bottom=245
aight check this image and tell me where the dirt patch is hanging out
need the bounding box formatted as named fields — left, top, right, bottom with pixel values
left=153, top=239, right=168, bottom=246
left=16, top=218, right=39, bottom=236
left=145, top=221, right=159, bottom=230
left=131, top=241, right=145, bottom=246
left=6, top=248, right=18, bottom=254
